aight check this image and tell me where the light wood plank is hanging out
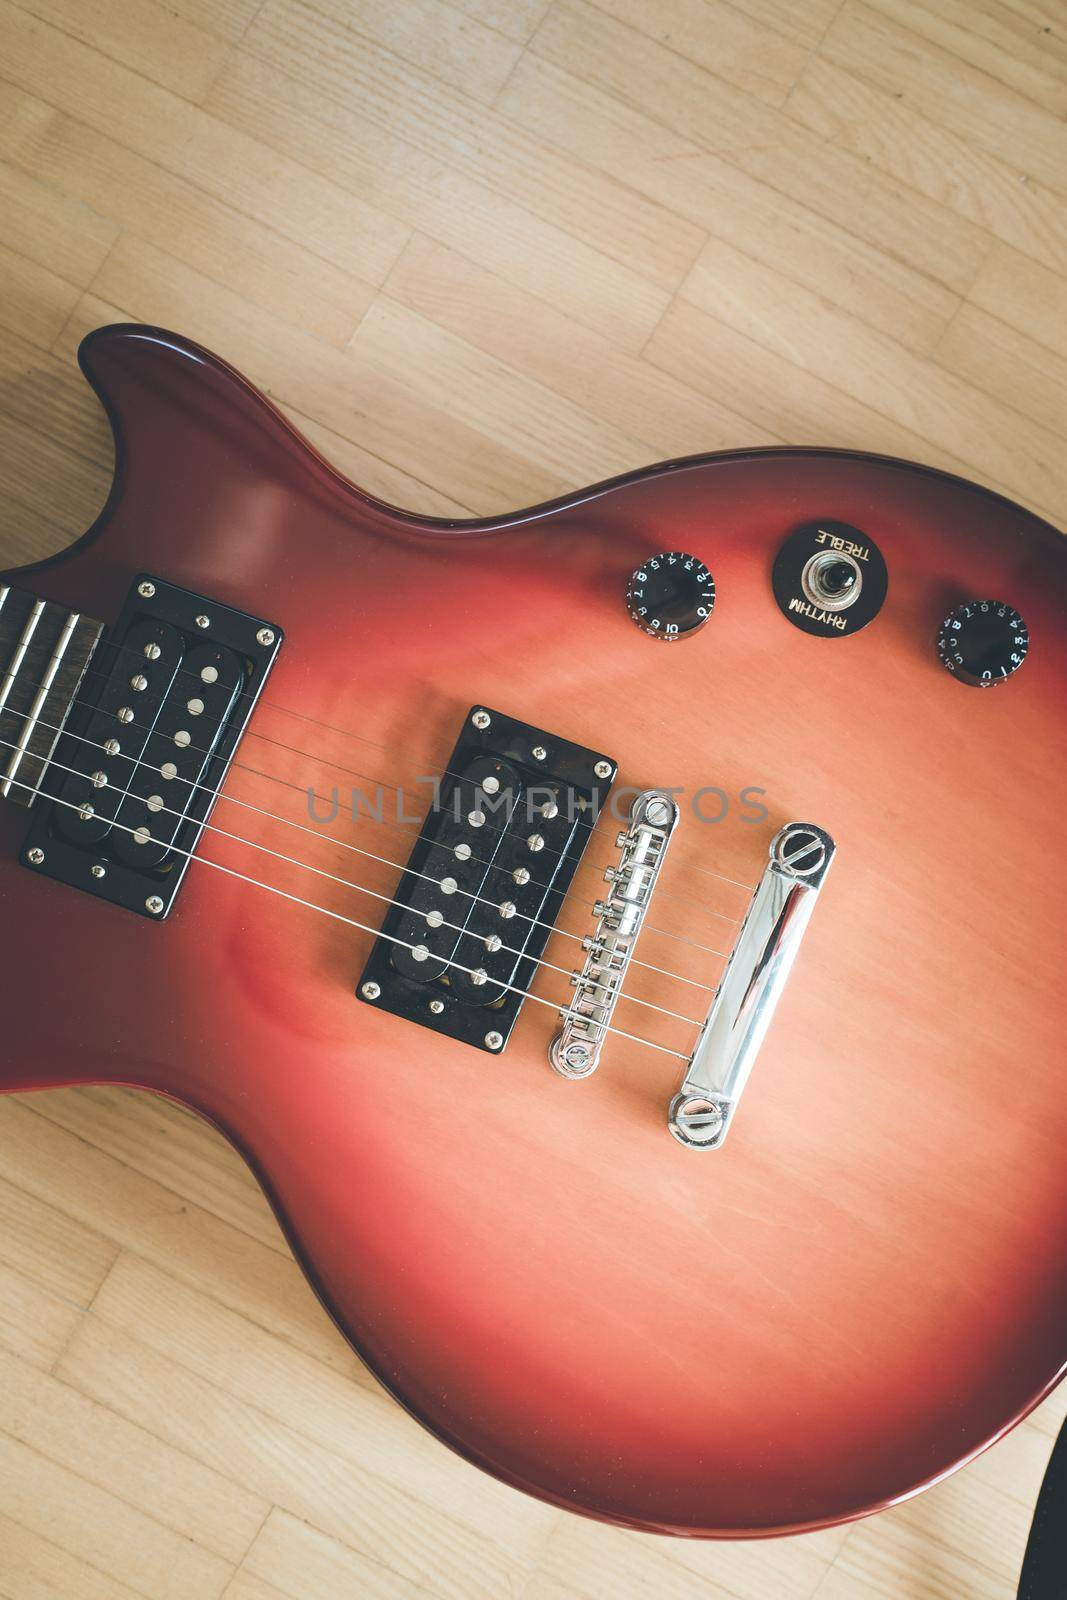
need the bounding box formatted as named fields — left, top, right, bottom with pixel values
left=936, top=303, right=1067, bottom=441
left=528, top=0, right=993, bottom=297
left=0, top=0, right=411, bottom=287
left=8, top=0, right=231, bottom=103
left=499, top=53, right=965, bottom=355
left=863, top=0, right=1067, bottom=115
left=0, top=1513, right=145, bottom=1600
left=578, top=0, right=809, bottom=107
left=383, top=232, right=779, bottom=454
left=0, top=1170, right=118, bottom=1307
left=785, top=53, right=1067, bottom=279
left=0, top=1346, right=269, bottom=1564
left=676, top=236, right=1067, bottom=516
left=237, top=0, right=703, bottom=300
left=0, top=1431, right=234, bottom=1600
left=0, top=1261, right=82, bottom=1371
left=303, top=0, right=524, bottom=102
left=818, top=1, right=1067, bottom=196
left=0, top=1096, right=368, bottom=1378
left=967, top=241, right=1067, bottom=364
left=0, top=83, right=376, bottom=348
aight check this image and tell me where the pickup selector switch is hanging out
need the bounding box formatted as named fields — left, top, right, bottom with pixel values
left=626, top=553, right=715, bottom=641
left=937, top=600, right=1028, bottom=687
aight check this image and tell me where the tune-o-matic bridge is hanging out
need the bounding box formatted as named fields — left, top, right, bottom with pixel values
left=550, top=789, right=679, bottom=1079
left=358, top=707, right=616, bottom=1052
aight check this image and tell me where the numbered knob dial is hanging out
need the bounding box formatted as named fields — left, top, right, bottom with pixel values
left=626, top=552, right=715, bottom=641
left=937, top=600, right=1029, bottom=687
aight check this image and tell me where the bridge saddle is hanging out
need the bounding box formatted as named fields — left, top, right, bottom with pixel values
left=550, top=789, right=679, bottom=1079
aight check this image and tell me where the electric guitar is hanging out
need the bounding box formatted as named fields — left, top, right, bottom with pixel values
left=1, top=324, right=1064, bottom=1537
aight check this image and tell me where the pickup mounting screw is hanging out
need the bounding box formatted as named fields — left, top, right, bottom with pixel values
left=361, top=981, right=381, bottom=1000
left=91, top=864, right=106, bottom=879
left=484, top=1031, right=504, bottom=1051
left=256, top=627, right=275, bottom=647
left=429, top=998, right=445, bottom=1014
left=27, top=847, right=44, bottom=865
left=594, top=760, right=612, bottom=779
left=145, top=895, right=164, bottom=915
left=532, top=745, right=547, bottom=761
left=195, top=614, right=210, bottom=630
left=137, top=580, right=156, bottom=598
left=471, top=710, right=491, bottom=730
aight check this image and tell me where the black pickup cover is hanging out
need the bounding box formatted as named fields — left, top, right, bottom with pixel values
left=357, top=706, right=615, bottom=1052
left=22, top=573, right=281, bottom=918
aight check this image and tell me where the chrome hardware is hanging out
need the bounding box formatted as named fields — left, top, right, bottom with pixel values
left=471, top=709, right=491, bottom=730
left=669, top=822, right=835, bottom=1150
left=550, top=789, right=679, bottom=1079
left=361, top=981, right=381, bottom=1000
left=256, top=627, right=276, bottom=647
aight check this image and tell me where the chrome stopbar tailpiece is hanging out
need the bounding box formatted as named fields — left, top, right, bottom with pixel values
left=550, top=789, right=679, bottom=1079
left=668, top=822, right=836, bottom=1150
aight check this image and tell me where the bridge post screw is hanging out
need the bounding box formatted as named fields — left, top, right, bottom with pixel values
left=484, top=1031, right=504, bottom=1051
left=471, top=710, right=491, bottom=730
left=145, top=895, right=164, bottom=915
left=361, top=981, right=381, bottom=1000
left=26, top=847, right=44, bottom=865
left=256, top=627, right=275, bottom=647
left=137, top=580, right=156, bottom=598
left=594, top=760, right=612, bottom=779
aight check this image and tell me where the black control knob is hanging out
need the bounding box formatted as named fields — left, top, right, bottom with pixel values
left=626, top=552, right=715, bottom=641
left=937, top=600, right=1029, bottom=687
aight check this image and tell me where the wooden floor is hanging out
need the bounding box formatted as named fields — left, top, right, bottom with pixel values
left=1, top=0, right=1066, bottom=1595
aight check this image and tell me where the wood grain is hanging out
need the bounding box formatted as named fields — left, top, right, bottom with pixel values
left=0, top=0, right=1063, bottom=1592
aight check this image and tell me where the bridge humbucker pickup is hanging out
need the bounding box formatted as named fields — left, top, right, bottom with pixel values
left=21, top=573, right=281, bottom=919
left=357, top=707, right=616, bottom=1053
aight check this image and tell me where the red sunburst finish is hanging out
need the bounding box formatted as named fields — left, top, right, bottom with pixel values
left=1, top=326, right=1065, bottom=1537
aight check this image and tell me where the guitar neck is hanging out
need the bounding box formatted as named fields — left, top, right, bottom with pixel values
left=0, top=583, right=103, bottom=808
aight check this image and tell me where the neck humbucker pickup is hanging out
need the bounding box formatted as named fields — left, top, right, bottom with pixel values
left=550, top=790, right=679, bottom=1079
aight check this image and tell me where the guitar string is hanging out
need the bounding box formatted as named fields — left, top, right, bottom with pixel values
left=0, top=702, right=728, bottom=998
left=1, top=750, right=694, bottom=1062
left=0, top=647, right=745, bottom=966
left=0, top=626, right=756, bottom=902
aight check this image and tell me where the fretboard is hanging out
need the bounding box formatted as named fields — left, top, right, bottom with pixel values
left=0, top=584, right=103, bottom=808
